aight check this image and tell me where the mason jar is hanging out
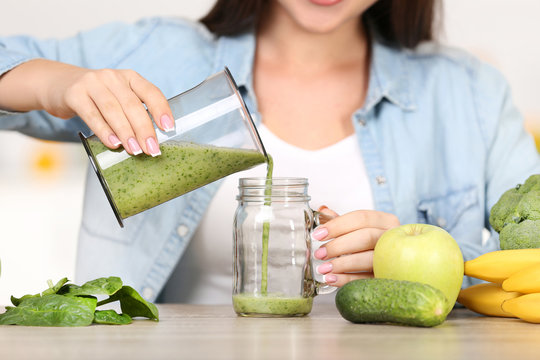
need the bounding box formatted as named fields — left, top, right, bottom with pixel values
left=233, top=177, right=336, bottom=317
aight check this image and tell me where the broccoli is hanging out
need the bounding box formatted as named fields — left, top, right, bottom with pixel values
left=489, top=174, right=540, bottom=249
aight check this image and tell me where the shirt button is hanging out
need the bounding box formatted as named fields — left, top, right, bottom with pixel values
left=375, top=176, right=387, bottom=185
left=177, top=224, right=189, bottom=237
left=142, top=287, right=154, bottom=300
left=358, top=118, right=367, bottom=126
left=437, top=217, right=447, bottom=228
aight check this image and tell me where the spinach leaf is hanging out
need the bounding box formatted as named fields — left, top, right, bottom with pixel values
left=11, top=277, right=69, bottom=306
left=98, top=286, right=159, bottom=321
left=93, top=310, right=132, bottom=325
left=0, top=294, right=97, bottom=327
left=59, top=276, right=123, bottom=297
left=42, top=278, right=70, bottom=295
left=10, top=295, right=32, bottom=307
left=2, top=277, right=158, bottom=326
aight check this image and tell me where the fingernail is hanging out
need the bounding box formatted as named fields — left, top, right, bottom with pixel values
left=323, top=274, right=337, bottom=284
left=146, top=137, right=161, bottom=157
left=311, top=227, right=329, bottom=241
left=128, top=137, right=143, bottom=155
left=314, top=247, right=327, bottom=260
left=316, top=262, right=333, bottom=275
left=108, top=134, right=121, bottom=147
left=161, top=114, right=174, bottom=132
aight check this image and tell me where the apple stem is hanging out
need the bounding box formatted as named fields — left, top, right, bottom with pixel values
left=407, top=225, right=424, bottom=236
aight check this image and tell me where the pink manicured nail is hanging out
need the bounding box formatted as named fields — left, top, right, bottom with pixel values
left=161, top=114, right=174, bottom=132
left=318, top=205, right=329, bottom=212
left=146, top=137, right=161, bottom=157
left=312, top=227, right=329, bottom=241
left=128, top=137, right=142, bottom=155
left=314, top=247, right=327, bottom=260
left=108, top=134, right=121, bottom=147
left=323, top=274, right=337, bottom=283
left=316, top=262, right=333, bottom=275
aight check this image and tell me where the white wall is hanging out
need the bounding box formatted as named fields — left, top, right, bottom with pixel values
left=1, top=1, right=539, bottom=304
left=0, top=0, right=217, bottom=37
left=443, top=0, right=540, bottom=129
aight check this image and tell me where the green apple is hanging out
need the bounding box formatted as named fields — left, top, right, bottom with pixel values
left=373, top=224, right=464, bottom=316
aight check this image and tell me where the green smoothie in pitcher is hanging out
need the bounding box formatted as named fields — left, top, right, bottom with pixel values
left=88, top=139, right=266, bottom=219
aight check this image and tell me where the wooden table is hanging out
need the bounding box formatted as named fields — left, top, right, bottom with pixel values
left=1, top=304, right=539, bottom=360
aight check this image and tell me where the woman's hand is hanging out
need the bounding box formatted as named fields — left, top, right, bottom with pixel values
left=312, top=206, right=400, bottom=287
left=0, top=59, right=173, bottom=156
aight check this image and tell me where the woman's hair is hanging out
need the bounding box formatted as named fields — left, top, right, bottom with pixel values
left=200, top=0, right=440, bottom=49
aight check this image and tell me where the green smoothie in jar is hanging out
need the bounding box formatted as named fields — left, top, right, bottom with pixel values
left=233, top=293, right=313, bottom=317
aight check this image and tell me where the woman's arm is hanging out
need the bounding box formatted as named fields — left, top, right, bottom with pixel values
left=475, top=63, right=540, bottom=257
left=0, top=19, right=173, bottom=154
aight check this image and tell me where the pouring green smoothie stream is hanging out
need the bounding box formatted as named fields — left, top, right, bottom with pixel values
left=260, top=154, right=274, bottom=297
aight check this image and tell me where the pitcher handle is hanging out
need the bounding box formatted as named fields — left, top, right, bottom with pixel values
left=311, top=210, right=338, bottom=295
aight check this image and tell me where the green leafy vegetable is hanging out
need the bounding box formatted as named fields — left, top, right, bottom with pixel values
left=42, top=278, right=70, bottom=295
left=11, top=277, right=69, bottom=306
left=0, top=294, right=96, bottom=327
left=98, top=286, right=159, bottom=321
left=59, top=276, right=123, bottom=297
left=93, top=310, right=132, bottom=325
left=0, top=277, right=158, bottom=327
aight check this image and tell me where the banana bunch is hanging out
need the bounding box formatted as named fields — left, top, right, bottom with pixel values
left=458, top=249, right=540, bottom=323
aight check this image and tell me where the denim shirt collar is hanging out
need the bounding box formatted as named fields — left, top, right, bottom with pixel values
left=365, top=41, right=417, bottom=112
left=213, top=31, right=416, bottom=114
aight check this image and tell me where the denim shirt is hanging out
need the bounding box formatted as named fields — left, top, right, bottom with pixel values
left=1, top=17, right=539, bottom=302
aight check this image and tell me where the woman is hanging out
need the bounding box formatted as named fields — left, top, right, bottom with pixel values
left=0, top=0, right=539, bottom=304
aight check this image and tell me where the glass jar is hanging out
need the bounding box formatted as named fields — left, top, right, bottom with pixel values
left=233, top=177, right=336, bottom=317
left=79, top=67, right=267, bottom=227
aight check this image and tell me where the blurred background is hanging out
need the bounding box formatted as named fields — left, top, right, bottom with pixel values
left=0, top=0, right=539, bottom=304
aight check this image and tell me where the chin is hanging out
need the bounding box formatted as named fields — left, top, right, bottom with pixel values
left=275, top=0, right=376, bottom=34
left=295, top=14, right=352, bottom=34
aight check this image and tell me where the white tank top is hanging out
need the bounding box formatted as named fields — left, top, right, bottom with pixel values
left=159, top=124, right=374, bottom=304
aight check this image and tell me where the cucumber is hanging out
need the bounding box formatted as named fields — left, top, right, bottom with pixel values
left=335, top=278, right=448, bottom=327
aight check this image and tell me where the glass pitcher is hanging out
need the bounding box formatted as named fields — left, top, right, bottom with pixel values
left=80, top=68, right=268, bottom=227
left=233, top=177, right=336, bottom=317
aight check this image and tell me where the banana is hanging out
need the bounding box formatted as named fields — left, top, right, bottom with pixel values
left=502, top=293, right=540, bottom=323
left=457, top=283, right=520, bottom=317
left=503, top=263, right=540, bottom=293
left=464, top=249, right=540, bottom=283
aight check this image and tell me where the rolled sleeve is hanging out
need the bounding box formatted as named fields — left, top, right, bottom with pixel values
left=0, top=46, right=37, bottom=76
